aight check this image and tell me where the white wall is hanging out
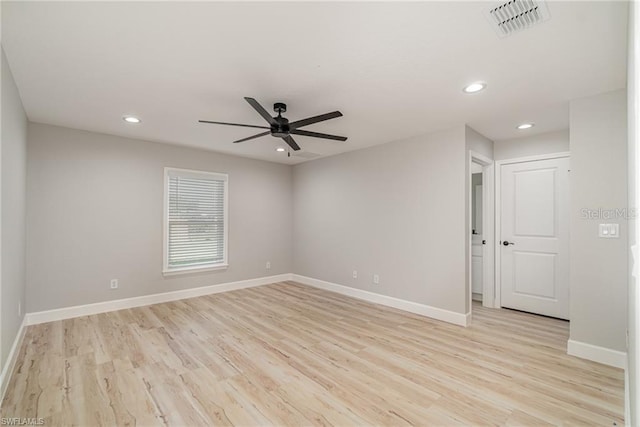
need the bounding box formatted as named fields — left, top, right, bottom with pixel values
left=466, top=126, right=494, bottom=160
left=293, top=126, right=468, bottom=314
left=494, top=130, right=569, bottom=160
left=570, top=89, right=628, bottom=353
left=1, top=48, right=27, bottom=367
left=26, top=123, right=292, bottom=312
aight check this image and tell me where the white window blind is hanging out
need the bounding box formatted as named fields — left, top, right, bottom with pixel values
left=164, top=168, right=228, bottom=273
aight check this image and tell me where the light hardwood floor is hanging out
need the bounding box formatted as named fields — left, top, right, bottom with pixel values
left=1, top=282, right=624, bottom=426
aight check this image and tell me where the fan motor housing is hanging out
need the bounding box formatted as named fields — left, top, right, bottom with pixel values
left=271, top=116, right=290, bottom=137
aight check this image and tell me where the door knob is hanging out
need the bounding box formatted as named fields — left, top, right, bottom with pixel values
left=503, top=240, right=515, bottom=246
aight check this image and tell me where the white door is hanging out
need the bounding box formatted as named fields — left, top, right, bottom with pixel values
left=500, top=157, right=570, bottom=319
left=472, top=252, right=483, bottom=294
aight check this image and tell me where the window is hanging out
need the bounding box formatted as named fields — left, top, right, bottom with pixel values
left=164, top=168, right=228, bottom=274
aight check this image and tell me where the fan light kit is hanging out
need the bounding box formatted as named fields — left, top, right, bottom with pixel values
left=199, top=97, right=347, bottom=151
left=517, top=123, right=535, bottom=130
left=463, top=82, right=486, bottom=94
left=123, top=116, right=141, bottom=124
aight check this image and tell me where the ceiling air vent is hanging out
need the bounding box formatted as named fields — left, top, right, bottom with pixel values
left=485, top=0, right=550, bottom=37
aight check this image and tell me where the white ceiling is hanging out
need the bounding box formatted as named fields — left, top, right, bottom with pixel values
left=2, top=1, right=628, bottom=164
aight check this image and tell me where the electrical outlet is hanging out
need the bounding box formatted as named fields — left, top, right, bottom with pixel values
left=373, top=274, right=380, bottom=285
left=266, top=261, right=271, bottom=270
left=599, top=223, right=620, bottom=238
left=110, top=279, right=119, bottom=289
left=352, top=270, right=358, bottom=279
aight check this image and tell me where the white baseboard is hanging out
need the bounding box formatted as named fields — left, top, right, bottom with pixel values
left=26, top=273, right=292, bottom=325
left=0, top=317, right=27, bottom=403
left=25, top=273, right=466, bottom=327
left=291, top=274, right=469, bottom=326
left=567, top=339, right=627, bottom=369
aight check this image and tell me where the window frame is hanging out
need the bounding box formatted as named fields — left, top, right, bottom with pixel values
left=163, top=167, right=229, bottom=276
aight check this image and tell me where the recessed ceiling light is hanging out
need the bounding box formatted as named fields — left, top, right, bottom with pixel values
left=517, top=123, right=535, bottom=130
left=276, top=147, right=286, bottom=152
left=123, top=116, right=141, bottom=124
left=463, top=82, right=487, bottom=94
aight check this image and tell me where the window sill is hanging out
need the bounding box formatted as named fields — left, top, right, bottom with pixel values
left=163, top=264, right=228, bottom=277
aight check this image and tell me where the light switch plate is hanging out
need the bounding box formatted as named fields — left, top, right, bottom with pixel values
left=599, top=223, right=619, bottom=238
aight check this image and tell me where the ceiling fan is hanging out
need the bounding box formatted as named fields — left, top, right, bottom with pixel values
left=199, top=97, right=347, bottom=151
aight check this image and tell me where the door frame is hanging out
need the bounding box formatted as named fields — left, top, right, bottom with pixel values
left=494, top=151, right=571, bottom=309
left=468, top=151, right=495, bottom=312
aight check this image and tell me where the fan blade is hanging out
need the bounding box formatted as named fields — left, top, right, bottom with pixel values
left=233, top=131, right=271, bottom=143
left=244, top=97, right=277, bottom=125
left=199, top=120, right=269, bottom=130
left=282, top=135, right=301, bottom=151
left=289, top=111, right=343, bottom=129
left=290, top=129, right=347, bottom=141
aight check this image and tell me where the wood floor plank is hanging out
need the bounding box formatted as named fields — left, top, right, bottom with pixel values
left=1, top=282, right=625, bottom=426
